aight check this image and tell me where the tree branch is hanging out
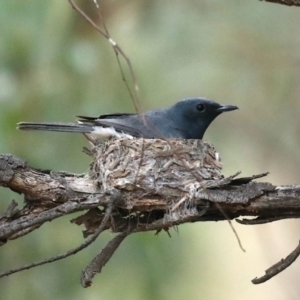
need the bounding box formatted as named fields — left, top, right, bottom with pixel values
left=1, top=139, right=300, bottom=286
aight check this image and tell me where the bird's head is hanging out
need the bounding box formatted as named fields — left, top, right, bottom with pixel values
left=168, top=98, right=238, bottom=139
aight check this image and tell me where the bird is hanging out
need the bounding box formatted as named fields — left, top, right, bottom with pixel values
left=17, top=97, right=238, bottom=140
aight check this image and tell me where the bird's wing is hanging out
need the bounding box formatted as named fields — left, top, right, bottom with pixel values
left=77, top=113, right=135, bottom=121
left=77, top=111, right=182, bottom=139
left=77, top=114, right=146, bottom=138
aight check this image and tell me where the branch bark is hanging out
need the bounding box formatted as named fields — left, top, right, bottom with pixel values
left=1, top=139, right=300, bottom=286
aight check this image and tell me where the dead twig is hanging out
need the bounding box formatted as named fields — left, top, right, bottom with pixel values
left=81, top=231, right=131, bottom=287
left=68, top=0, right=141, bottom=113
left=0, top=189, right=118, bottom=279
left=261, top=0, right=300, bottom=7
left=252, top=241, right=300, bottom=284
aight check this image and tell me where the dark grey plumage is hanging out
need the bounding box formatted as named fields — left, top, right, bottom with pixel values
left=17, top=98, right=238, bottom=140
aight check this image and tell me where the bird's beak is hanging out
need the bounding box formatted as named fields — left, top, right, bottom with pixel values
left=217, top=104, right=238, bottom=112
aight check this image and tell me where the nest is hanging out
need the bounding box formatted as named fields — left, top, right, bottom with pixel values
left=89, top=138, right=223, bottom=206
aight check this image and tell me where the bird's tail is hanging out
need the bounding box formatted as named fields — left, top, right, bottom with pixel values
left=17, top=122, right=93, bottom=133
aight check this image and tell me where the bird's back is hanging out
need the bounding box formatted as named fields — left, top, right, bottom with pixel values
left=78, top=107, right=182, bottom=139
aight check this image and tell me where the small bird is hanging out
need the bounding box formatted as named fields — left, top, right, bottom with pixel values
left=17, top=98, right=238, bottom=140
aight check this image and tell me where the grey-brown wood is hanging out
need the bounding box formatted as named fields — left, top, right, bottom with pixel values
left=1, top=139, right=300, bottom=286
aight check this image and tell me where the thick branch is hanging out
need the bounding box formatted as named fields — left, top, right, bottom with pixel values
left=1, top=142, right=300, bottom=286
left=0, top=152, right=299, bottom=241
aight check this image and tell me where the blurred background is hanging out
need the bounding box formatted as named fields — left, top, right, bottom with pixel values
left=1, top=0, right=300, bottom=299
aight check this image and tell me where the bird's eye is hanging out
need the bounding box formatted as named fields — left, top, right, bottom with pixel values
left=196, top=104, right=206, bottom=112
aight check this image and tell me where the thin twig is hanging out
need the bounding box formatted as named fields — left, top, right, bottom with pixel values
left=0, top=192, right=118, bottom=279
left=252, top=240, right=300, bottom=284
left=0, top=227, right=103, bottom=278
left=68, top=0, right=141, bottom=114
left=214, top=202, right=246, bottom=252
left=81, top=231, right=131, bottom=287
left=236, top=215, right=300, bottom=225
left=0, top=196, right=105, bottom=240
left=262, top=0, right=300, bottom=7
